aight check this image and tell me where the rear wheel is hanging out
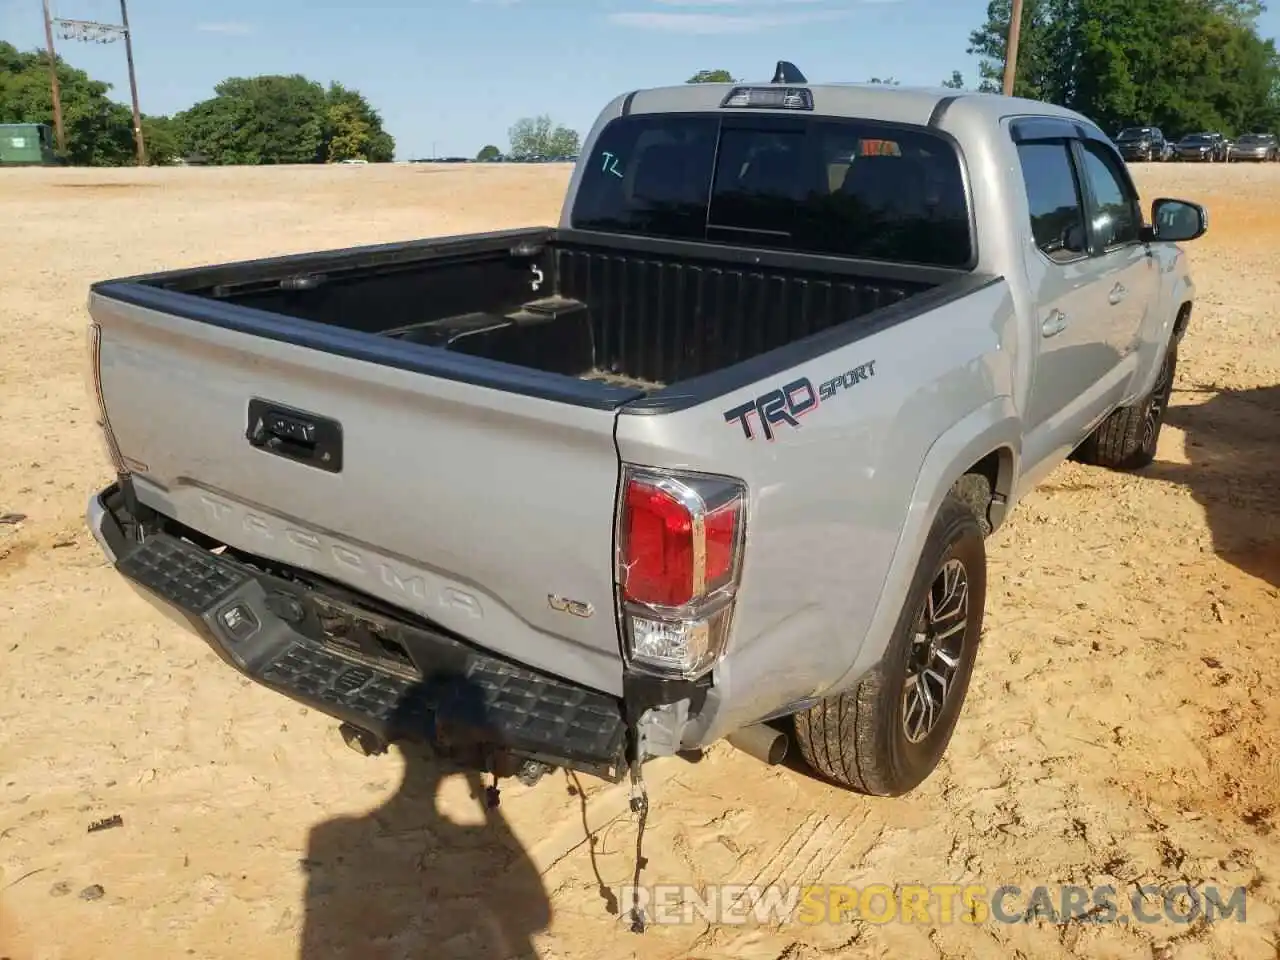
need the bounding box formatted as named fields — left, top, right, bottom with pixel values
left=793, top=494, right=986, bottom=796
left=1073, top=342, right=1177, bottom=471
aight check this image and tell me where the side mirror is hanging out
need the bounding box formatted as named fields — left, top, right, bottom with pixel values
left=1145, top=198, right=1208, bottom=243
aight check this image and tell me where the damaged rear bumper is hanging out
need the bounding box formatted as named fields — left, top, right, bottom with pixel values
left=87, top=481, right=630, bottom=781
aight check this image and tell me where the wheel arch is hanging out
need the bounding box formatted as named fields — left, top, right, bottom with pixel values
left=1173, top=300, right=1193, bottom=344
left=955, top=446, right=1017, bottom=533
left=824, top=397, right=1020, bottom=698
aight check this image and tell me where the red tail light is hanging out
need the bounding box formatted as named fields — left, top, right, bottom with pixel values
left=621, top=473, right=744, bottom=608
left=621, top=480, right=695, bottom=607
left=616, top=466, right=747, bottom=678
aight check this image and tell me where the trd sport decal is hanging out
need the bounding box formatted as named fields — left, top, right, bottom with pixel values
left=723, top=360, right=877, bottom=441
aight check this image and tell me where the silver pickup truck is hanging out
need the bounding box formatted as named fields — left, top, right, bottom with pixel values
left=83, top=64, right=1206, bottom=802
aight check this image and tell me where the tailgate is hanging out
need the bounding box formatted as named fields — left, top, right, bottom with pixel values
left=90, top=289, right=630, bottom=696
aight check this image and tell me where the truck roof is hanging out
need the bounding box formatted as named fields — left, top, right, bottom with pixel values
left=613, top=72, right=1097, bottom=134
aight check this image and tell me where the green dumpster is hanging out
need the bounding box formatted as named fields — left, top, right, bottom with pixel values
left=0, top=123, right=61, bottom=165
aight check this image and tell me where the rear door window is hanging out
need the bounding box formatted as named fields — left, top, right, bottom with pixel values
left=570, top=113, right=973, bottom=268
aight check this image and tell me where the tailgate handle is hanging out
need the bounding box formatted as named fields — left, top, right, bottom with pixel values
left=246, top=399, right=343, bottom=474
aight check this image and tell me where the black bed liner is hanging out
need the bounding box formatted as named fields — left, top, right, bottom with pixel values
left=91, top=226, right=996, bottom=414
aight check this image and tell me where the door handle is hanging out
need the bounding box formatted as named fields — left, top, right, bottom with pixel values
left=1108, top=283, right=1127, bottom=305
left=246, top=398, right=344, bottom=473
left=1041, top=309, right=1068, bottom=338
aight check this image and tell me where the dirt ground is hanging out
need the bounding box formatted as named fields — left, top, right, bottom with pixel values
left=1, top=160, right=1278, bottom=960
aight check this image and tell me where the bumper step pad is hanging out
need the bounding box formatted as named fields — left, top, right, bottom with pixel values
left=116, top=531, right=627, bottom=777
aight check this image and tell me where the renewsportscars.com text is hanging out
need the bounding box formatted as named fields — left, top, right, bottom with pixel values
left=616, top=882, right=1250, bottom=927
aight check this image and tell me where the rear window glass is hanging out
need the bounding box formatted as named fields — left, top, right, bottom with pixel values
left=570, top=114, right=972, bottom=268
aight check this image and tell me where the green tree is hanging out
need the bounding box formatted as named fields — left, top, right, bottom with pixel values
left=687, top=69, right=736, bottom=83
left=323, top=82, right=394, bottom=162
left=476, top=144, right=501, bottom=161
left=0, top=47, right=397, bottom=166
left=0, top=42, right=135, bottom=165
left=966, top=0, right=1280, bottom=135
left=942, top=70, right=967, bottom=89
left=177, top=74, right=394, bottom=165
left=140, top=113, right=183, bottom=165
left=178, top=75, right=326, bottom=164
left=966, top=0, right=1064, bottom=99
left=324, top=100, right=371, bottom=162
left=508, top=115, right=580, bottom=158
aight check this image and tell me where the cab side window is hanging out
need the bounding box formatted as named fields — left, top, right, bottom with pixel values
left=1076, top=141, right=1141, bottom=248
left=1016, top=141, right=1088, bottom=264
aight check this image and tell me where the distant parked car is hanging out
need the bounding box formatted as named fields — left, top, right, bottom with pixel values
left=1174, top=132, right=1229, bottom=162
left=1228, top=132, right=1279, bottom=162
left=1115, top=126, right=1172, bottom=162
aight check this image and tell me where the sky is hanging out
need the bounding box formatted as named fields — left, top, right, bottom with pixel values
left=3, top=0, right=1279, bottom=160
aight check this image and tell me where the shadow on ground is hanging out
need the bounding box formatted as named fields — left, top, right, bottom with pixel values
left=1145, top=382, right=1280, bottom=588
left=298, top=678, right=553, bottom=960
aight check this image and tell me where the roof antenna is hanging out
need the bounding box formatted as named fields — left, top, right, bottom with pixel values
left=772, top=61, right=807, bottom=84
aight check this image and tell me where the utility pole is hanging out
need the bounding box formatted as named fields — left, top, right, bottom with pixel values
left=41, top=0, right=66, bottom=154
left=53, top=3, right=147, bottom=165
left=119, top=0, right=147, bottom=165
left=1002, top=0, right=1025, bottom=97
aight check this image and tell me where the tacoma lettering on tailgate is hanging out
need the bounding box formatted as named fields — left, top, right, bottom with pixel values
left=196, top=494, right=484, bottom=619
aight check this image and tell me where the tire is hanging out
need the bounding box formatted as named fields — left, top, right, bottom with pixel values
left=1073, top=341, right=1177, bottom=471
left=950, top=471, right=993, bottom=538
left=793, top=494, right=987, bottom=796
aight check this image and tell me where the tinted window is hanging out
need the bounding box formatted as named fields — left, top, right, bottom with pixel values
left=1016, top=142, right=1087, bottom=263
left=1077, top=141, right=1140, bottom=247
left=707, top=127, right=806, bottom=238
left=571, top=115, right=718, bottom=243
left=570, top=114, right=973, bottom=267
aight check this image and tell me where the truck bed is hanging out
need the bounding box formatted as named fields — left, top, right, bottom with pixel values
left=86, top=225, right=979, bottom=697
left=108, top=227, right=947, bottom=399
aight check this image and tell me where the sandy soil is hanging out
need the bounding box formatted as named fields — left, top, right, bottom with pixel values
left=1, top=160, right=1278, bottom=960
